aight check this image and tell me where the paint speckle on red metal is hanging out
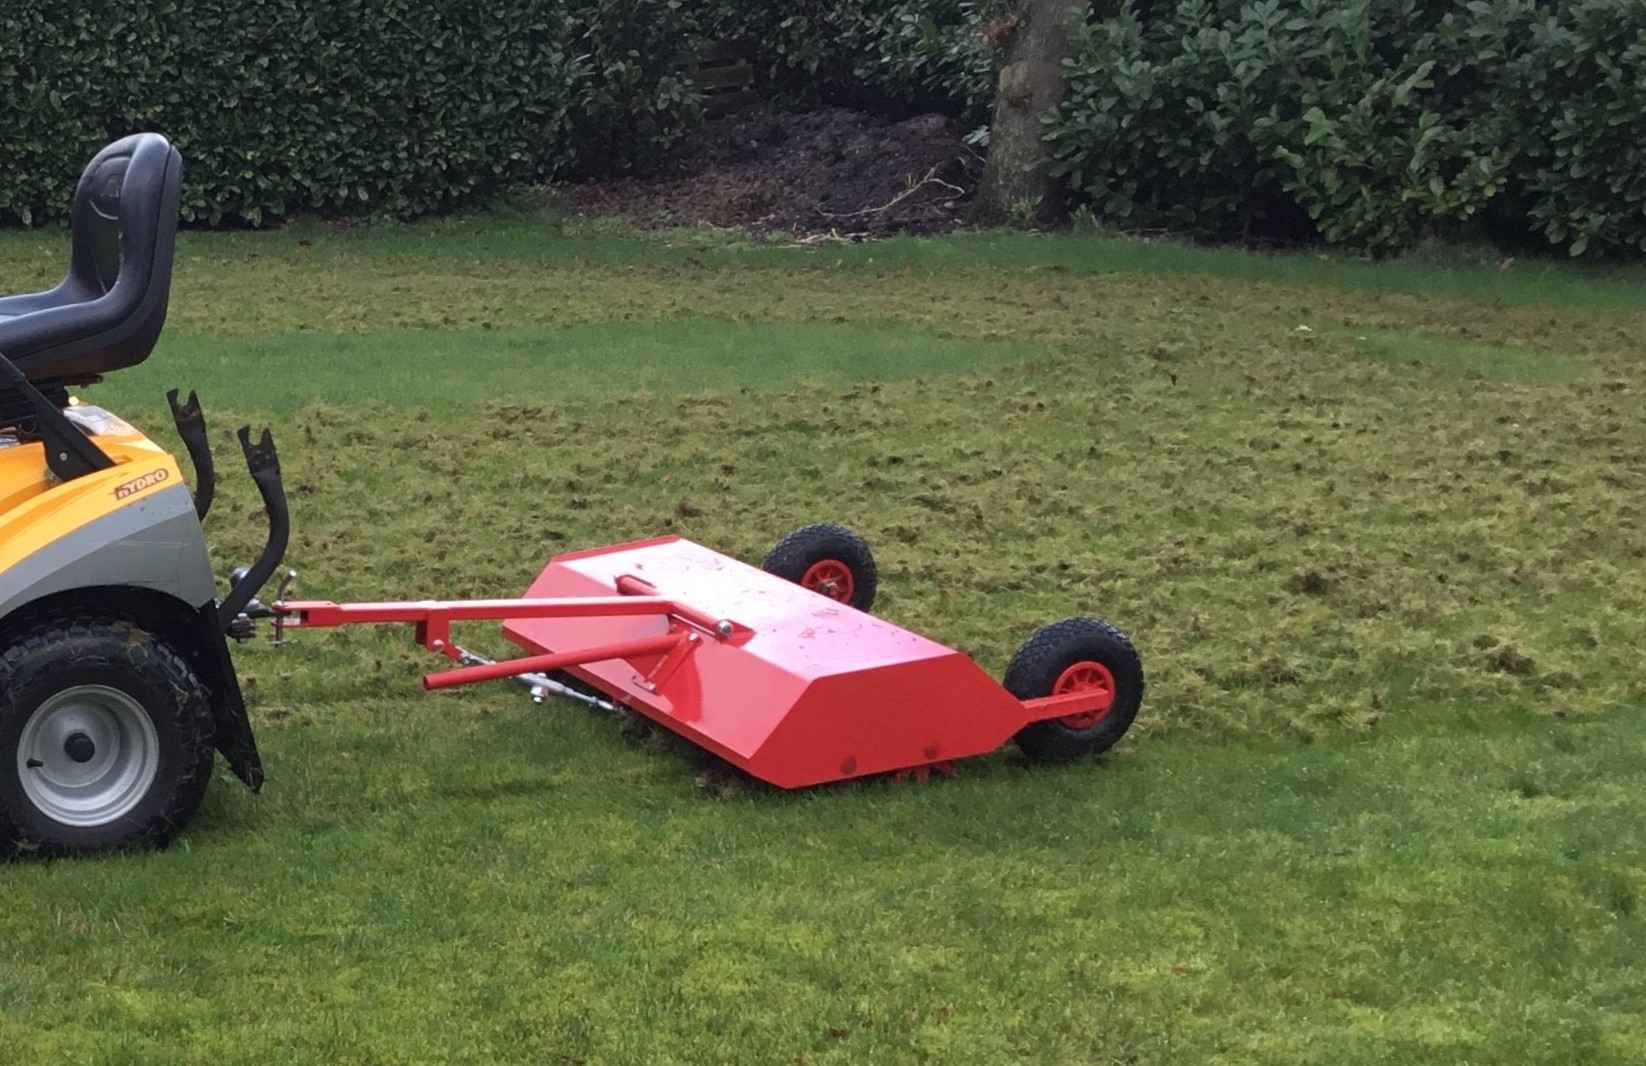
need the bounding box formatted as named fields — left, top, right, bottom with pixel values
left=800, top=559, right=854, bottom=603
left=1052, top=661, right=1116, bottom=729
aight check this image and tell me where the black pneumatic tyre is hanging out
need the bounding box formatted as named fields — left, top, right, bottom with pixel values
left=1005, top=618, right=1144, bottom=764
left=762, top=523, right=878, bottom=612
left=0, top=620, right=216, bottom=857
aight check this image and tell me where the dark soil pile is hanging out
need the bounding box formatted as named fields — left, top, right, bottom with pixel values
left=557, top=106, right=983, bottom=239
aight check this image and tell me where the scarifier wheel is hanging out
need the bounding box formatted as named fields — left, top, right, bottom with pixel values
left=762, top=523, right=878, bottom=612
left=1004, top=617, right=1144, bottom=764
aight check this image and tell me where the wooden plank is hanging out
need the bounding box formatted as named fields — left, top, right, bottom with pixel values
left=695, top=39, right=753, bottom=63
left=691, top=62, right=754, bottom=91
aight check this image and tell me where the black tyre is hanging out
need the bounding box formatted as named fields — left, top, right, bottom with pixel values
left=0, top=620, right=216, bottom=857
left=1005, top=617, right=1144, bottom=764
left=762, top=523, right=878, bottom=612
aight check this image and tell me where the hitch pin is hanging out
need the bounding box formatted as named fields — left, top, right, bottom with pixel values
left=270, top=570, right=297, bottom=646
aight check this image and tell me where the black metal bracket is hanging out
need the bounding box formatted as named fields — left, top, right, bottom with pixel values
left=0, top=349, right=114, bottom=482
left=217, top=425, right=291, bottom=629
left=167, top=388, right=216, bottom=520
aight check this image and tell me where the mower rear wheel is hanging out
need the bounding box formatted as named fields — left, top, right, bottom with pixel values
left=0, top=620, right=216, bottom=857
left=762, top=523, right=878, bottom=612
left=1005, top=618, right=1144, bottom=764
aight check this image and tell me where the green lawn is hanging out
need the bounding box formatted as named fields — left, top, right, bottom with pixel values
left=103, top=321, right=1039, bottom=413
left=6, top=708, right=1641, bottom=1065
left=2, top=215, right=1644, bottom=1064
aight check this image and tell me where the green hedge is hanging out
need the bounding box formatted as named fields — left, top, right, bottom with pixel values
left=0, top=0, right=1001, bottom=228
left=21, top=0, right=1635, bottom=257
left=1476, top=0, right=1646, bottom=257
left=0, top=0, right=699, bottom=226
left=1046, top=0, right=1646, bottom=256
left=681, top=0, right=997, bottom=124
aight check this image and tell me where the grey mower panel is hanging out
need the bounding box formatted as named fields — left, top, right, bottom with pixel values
left=0, top=484, right=216, bottom=620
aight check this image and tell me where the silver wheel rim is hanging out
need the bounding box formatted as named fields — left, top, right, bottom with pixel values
left=17, top=685, right=160, bottom=828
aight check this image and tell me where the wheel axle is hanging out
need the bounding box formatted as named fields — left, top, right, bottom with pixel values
left=63, top=731, right=96, bottom=763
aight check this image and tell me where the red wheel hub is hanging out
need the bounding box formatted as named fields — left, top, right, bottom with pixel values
left=800, top=560, right=854, bottom=603
left=1052, top=661, right=1115, bottom=729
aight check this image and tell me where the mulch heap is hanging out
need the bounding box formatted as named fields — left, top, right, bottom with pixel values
left=556, top=106, right=983, bottom=240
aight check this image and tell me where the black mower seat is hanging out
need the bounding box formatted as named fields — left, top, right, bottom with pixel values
left=0, top=133, right=181, bottom=389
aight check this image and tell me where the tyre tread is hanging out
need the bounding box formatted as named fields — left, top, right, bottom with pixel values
left=762, top=523, right=879, bottom=612
left=1006, top=617, right=1144, bottom=764
left=0, top=617, right=215, bottom=857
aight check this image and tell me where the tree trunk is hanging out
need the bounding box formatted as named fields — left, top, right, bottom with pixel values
left=975, top=0, right=1085, bottom=227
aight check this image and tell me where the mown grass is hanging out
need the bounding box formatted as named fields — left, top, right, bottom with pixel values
left=103, top=322, right=1038, bottom=413
left=5, top=211, right=1646, bottom=313
left=5, top=707, right=1643, bottom=1065
left=2, top=213, right=1644, bottom=1063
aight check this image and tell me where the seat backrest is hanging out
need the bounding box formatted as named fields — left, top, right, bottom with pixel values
left=1, top=133, right=182, bottom=386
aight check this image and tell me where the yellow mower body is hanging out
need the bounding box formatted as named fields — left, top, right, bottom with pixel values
left=0, top=409, right=181, bottom=576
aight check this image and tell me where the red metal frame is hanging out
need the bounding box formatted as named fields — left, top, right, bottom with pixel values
left=279, top=596, right=715, bottom=692
left=277, top=537, right=1113, bottom=788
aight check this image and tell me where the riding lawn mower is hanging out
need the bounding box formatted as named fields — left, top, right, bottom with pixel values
left=0, top=135, right=1144, bottom=857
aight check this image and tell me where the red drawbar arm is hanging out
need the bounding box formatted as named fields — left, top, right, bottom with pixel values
left=278, top=597, right=680, bottom=628
left=275, top=597, right=714, bottom=694
left=280, top=595, right=729, bottom=643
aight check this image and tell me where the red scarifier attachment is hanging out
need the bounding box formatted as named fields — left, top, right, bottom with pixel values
left=279, top=532, right=1142, bottom=789
left=501, top=537, right=1114, bottom=787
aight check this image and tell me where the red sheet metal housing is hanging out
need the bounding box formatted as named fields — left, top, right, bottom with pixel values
left=504, top=536, right=1033, bottom=787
